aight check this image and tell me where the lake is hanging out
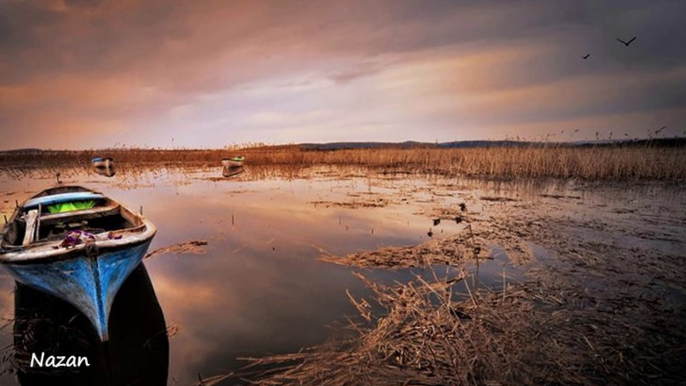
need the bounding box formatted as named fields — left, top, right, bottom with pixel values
left=0, top=165, right=684, bottom=385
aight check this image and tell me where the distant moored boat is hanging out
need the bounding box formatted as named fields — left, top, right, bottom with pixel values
left=92, top=157, right=113, bottom=169
left=221, top=156, right=244, bottom=168
left=0, top=185, right=156, bottom=341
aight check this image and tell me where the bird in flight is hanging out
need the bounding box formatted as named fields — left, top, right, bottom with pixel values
left=655, top=126, right=666, bottom=134
left=581, top=54, right=590, bottom=59
left=617, top=36, right=636, bottom=46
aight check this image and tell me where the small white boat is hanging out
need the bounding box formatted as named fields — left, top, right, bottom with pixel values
left=92, top=157, right=114, bottom=169
left=221, top=156, right=244, bottom=168
left=0, top=185, right=156, bottom=341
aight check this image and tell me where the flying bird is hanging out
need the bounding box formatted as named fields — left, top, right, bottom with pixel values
left=617, top=36, right=636, bottom=46
left=655, top=126, right=666, bottom=134
left=581, top=54, right=590, bottom=59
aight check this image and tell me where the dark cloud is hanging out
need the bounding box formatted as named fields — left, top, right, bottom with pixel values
left=3, top=0, right=685, bottom=86
left=0, top=0, right=685, bottom=148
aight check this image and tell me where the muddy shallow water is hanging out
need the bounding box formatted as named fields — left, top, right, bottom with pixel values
left=0, top=165, right=684, bottom=385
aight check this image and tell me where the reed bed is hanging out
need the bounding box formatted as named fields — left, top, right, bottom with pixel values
left=2, top=145, right=685, bottom=180
left=239, top=269, right=685, bottom=386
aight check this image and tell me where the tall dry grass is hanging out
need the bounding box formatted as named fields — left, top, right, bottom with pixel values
left=1, top=145, right=685, bottom=180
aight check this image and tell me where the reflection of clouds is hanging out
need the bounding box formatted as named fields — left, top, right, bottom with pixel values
left=149, top=245, right=362, bottom=384
left=150, top=274, right=223, bottom=314
left=0, top=280, right=15, bottom=319
left=148, top=270, right=230, bottom=384
left=129, top=172, right=447, bottom=383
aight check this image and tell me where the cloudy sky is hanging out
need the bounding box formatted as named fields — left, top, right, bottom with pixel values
left=1, top=0, right=685, bottom=149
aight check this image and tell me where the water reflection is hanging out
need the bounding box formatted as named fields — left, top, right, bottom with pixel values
left=11, top=264, right=168, bottom=386
left=1, top=162, right=685, bottom=201
left=93, top=165, right=116, bottom=177
left=222, top=166, right=244, bottom=178
left=1, top=165, right=685, bottom=385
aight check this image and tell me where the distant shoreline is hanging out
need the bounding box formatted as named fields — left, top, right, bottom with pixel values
left=2, top=137, right=686, bottom=154
left=1, top=141, right=685, bottom=180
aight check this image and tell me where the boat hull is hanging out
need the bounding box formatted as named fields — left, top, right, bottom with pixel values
left=13, top=264, right=169, bottom=385
left=221, top=160, right=243, bottom=168
left=4, top=240, right=152, bottom=341
left=92, top=159, right=113, bottom=168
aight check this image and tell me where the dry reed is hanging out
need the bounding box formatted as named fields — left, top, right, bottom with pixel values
left=239, top=270, right=686, bottom=385
left=2, top=145, right=685, bottom=180
left=237, top=186, right=686, bottom=385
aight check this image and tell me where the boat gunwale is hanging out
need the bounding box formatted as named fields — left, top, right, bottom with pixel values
left=23, top=191, right=106, bottom=210
left=0, top=185, right=156, bottom=263
left=0, top=230, right=155, bottom=264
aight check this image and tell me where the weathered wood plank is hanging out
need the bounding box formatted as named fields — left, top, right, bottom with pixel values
left=22, top=209, right=38, bottom=246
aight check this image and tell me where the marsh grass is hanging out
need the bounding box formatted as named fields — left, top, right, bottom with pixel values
left=2, top=144, right=685, bottom=180
left=239, top=271, right=686, bottom=386
left=234, top=177, right=686, bottom=385
left=240, top=275, right=584, bottom=385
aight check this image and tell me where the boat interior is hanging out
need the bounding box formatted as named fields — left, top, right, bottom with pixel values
left=2, top=187, right=142, bottom=248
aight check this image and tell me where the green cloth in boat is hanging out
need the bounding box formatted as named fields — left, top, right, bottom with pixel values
left=47, top=200, right=96, bottom=214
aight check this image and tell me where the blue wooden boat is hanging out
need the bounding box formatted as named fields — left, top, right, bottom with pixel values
left=13, top=264, right=168, bottom=385
left=0, top=186, right=156, bottom=341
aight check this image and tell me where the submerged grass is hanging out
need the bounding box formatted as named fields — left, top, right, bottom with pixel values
left=1, top=145, right=685, bottom=180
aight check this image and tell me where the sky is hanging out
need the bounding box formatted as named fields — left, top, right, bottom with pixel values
left=1, top=0, right=685, bottom=150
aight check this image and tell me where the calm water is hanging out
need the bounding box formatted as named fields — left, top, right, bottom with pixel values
left=0, top=166, right=488, bottom=385
left=0, top=165, right=683, bottom=385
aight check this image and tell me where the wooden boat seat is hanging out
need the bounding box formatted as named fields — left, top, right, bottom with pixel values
left=22, top=210, right=38, bottom=246
left=38, top=203, right=121, bottom=226
left=2, top=204, right=129, bottom=247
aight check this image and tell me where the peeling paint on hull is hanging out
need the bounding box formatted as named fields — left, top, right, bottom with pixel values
left=5, top=241, right=152, bottom=341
